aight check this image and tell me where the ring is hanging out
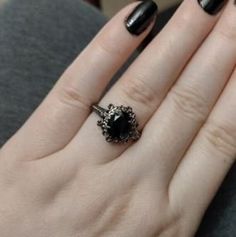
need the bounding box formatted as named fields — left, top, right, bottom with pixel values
left=92, top=104, right=141, bottom=143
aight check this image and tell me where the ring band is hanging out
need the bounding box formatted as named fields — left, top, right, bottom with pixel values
left=92, top=104, right=141, bottom=143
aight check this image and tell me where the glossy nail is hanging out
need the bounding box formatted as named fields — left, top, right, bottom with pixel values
left=198, top=0, right=228, bottom=15
left=125, top=0, right=158, bottom=36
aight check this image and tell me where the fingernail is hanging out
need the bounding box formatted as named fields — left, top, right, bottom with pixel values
left=198, top=0, right=228, bottom=15
left=125, top=0, right=158, bottom=36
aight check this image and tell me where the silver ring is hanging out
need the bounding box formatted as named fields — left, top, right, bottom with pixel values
left=92, top=104, right=141, bottom=143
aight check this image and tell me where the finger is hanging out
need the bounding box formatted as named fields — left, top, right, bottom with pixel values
left=169, top=69, right=236, bottom=228
left=66, top=0, right=224, bottom=165
left=123, top=0, right=235, bottom=183
left=3, top=2, right=156, bottom=160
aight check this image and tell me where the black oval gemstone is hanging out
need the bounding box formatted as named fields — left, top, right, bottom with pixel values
left=107, top=110, right=132, bottom=140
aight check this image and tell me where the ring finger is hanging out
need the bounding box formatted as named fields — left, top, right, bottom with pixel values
left=66, top=0, right=225, bottom=164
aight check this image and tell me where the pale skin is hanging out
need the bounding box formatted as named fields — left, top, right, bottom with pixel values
left=0, top=0, right=236, bottom=236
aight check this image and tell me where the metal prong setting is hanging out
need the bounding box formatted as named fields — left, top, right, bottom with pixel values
left=92, top=105, right=107, bottom=118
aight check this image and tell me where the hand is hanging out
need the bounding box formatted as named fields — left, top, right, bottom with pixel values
left=0, top=1, right=235, bottom=236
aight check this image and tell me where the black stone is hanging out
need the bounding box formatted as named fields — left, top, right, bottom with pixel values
left=107, top=110, right=132, bottom=140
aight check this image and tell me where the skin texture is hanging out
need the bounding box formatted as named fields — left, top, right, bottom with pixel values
left=0, top=0, right=235, bottom=236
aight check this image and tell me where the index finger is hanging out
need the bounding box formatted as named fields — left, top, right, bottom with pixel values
left=3, top=1, right=158, bottom=161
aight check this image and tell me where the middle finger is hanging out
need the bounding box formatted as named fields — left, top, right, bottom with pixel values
left=127, top=0, right=235, bottom=183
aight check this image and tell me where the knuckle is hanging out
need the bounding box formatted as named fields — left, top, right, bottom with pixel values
left=173, top=1, right=210, bottom=41
left=203, top=121, right=236, bottom=159
left=152, top=211, right=184, bottom=237
left=120, top=78, right=157, bottom=108
left=216, top=27, right=236, bottom=43
left=169, top=84, right=208, bottom=123
left=0, top=161, right=28, bottom=189
left=174, top=13, right=198, bottom=39
left=95, top=33, right=123, bottom=59
left=56, top=85, right=91, bottom=112
left=215, top=14, right=236, bottom=42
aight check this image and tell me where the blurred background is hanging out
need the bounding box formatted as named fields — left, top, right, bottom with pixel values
left=85, top=0, right=182, bottom=17
left=0, top=0, right=182, bottom=40
left=84, top=0, right=182, bottom=44
left=0, top=0, right=182, bottom=21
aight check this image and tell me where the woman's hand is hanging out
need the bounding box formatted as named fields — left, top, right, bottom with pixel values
left=0, top=0, right=235, bottom=236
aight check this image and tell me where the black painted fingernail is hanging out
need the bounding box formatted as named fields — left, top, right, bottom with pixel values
left=198, top=0, right=228, bottom=15
left=125, top=0, right=158, bottom=36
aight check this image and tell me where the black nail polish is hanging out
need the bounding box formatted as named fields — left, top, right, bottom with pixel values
left=198, top=0, right=228, bottom=15
left=125, top=0, right=158, bottom=36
